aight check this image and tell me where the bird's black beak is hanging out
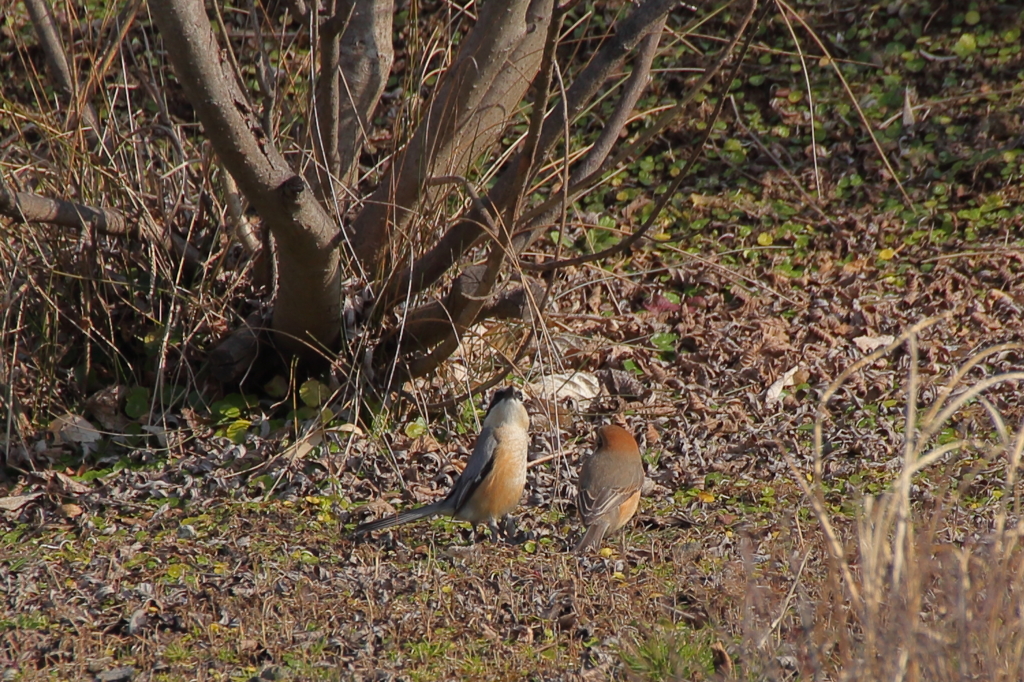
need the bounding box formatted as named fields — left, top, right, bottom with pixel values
left=486, top=385, right=522, bottom=414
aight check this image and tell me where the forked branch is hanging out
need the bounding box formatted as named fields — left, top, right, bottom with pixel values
left=383, top=0, right=680, bottom=307
left=346, top=0, right=554, bottom=278
left=402, top=0, right=565, bottom=380
left=380, top=0, right=678, bottom=368
left=522, top=0, right=765, bottom=270
left=151, top=0, right=342, bottom=361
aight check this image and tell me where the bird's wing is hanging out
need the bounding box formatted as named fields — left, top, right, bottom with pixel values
left=445, top=424, right=498, bottom=512
left=579, top=460, right=644, bottom=525
left=580, top=486, right=631, bottom=525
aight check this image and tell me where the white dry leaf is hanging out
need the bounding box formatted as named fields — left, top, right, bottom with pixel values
left=281, top=429, right=324, bottom=461
left=0, top=493, right=42, bottom=511
left=446, top=360, right=470, bottom=384
left=765, top=366, right=801, bottom=405
left=902, top=86, right=916, bottom=127
left=527, top=372, right=602, bottom=402
left=853, top=334, right=895, bottom=353
left=50, top=413, right=103, bottom=445
left=54, top=471, right=93, bottom=495
left=329, top=423, right=364, bottom=437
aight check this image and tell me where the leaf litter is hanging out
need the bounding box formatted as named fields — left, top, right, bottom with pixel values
left=2, top=1, right=1024, bottom=680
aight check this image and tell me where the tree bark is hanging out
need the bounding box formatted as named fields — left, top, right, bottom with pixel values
left=310, top=0, right=393, bottom=202
left=309, top=0, right=350, bottom=200
left=401, top=0, right=564, bottom=379
left=384, top=0, right=678, bottom=305
left=150, top=0, right=343, bottom=362
left=347, top=0, right=554, bottom=279
left=334, top=0, right=393, bottom=189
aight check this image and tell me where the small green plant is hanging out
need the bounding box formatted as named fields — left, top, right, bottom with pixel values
left=620, top=624, right=718, bottom=681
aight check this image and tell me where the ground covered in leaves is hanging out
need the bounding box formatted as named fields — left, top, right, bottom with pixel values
left=3, top=1, right=1024, bottom=681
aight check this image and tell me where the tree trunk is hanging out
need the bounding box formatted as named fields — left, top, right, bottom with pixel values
left=310, top=0, right=394, bottom=202
left=347, top=0, right=554, bottom=280
left=150, top=0, right=343, bottom=362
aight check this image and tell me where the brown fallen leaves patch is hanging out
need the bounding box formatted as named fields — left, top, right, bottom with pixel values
left=4, top=1, right=1024, bottom=679
left=5, top=200, right=1024, bottom=681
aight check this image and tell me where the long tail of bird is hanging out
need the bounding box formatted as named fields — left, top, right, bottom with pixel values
left=353, top=499, right=451, bottom=535
left=575, top=519, right=611, bottom=553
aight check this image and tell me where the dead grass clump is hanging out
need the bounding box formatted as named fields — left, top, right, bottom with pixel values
left=732, top=326, right=1024, bottom=681
left=0, top=9, right=261, bottom=470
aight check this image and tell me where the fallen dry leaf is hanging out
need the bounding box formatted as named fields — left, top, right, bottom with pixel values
left=527, top=372, right=602, bottom=402
left=49, top=413, right=102, bottom=445
left=765, top=365, right=801, bottom=405
left=61, top=503, right=85, bottom=518
left=854, top=334, right=896, bottom=353
left=0, top=492, right=42, bottom=511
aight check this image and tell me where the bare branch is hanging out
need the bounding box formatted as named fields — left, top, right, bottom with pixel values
left=0, top=178, right=201, bottom=267
left=24, top=0, right=104, bottom=150
left=523, top=0, right=766, bottom=272
left=505, top=0, right=565, bottom=220
left=563, top=25, right=665, bottom=196
left=515, top=0, right=758, bottom=239
left=0, top=180, right=132, bottom=236
left=384, top=0, right=678, bottom=304
left=426, top=175, right=499, bottom=235
left=404, top=237, right=507, bottom=380
left=510, top=16, right=667, bottom=259
left=377, top=0, right=675, bottom=370
left=403, top=245, right=536, bottom=380
left=309, top=0, right=353, bottom=198
left=220, top=167, right=261, bottom=255
left=532, top=0, right=681, bottom=171
left=347, top=0, right=554, bottom=277
left=309, top=0, right=394, bottom=197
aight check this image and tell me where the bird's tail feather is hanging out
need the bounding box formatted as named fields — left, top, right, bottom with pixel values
left=575, top=520, right=611, bottom=553
left=353, top=500, right=450, bottom=535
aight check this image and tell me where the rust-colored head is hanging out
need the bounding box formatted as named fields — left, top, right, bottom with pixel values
left=595, top=424, right=640, bottom=459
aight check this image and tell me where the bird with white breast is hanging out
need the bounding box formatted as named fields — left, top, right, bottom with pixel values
left=353, top=386, right=531, bottom=539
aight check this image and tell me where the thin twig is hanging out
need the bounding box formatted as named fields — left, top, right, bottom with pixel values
left=774, top=0, right=914, bottom=209
left=523, top=0, right=766, bottom=273
left=757, top=549, right=811, bottom=647
left=419, top=365, right=512, bottom=417
left=774, top=3, right=821, bottom=200
left=728, top=95, right=833, bottom=224
left=426, top=175, right=499, bottom=235
left=514, top=0, right=751, bottom=236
